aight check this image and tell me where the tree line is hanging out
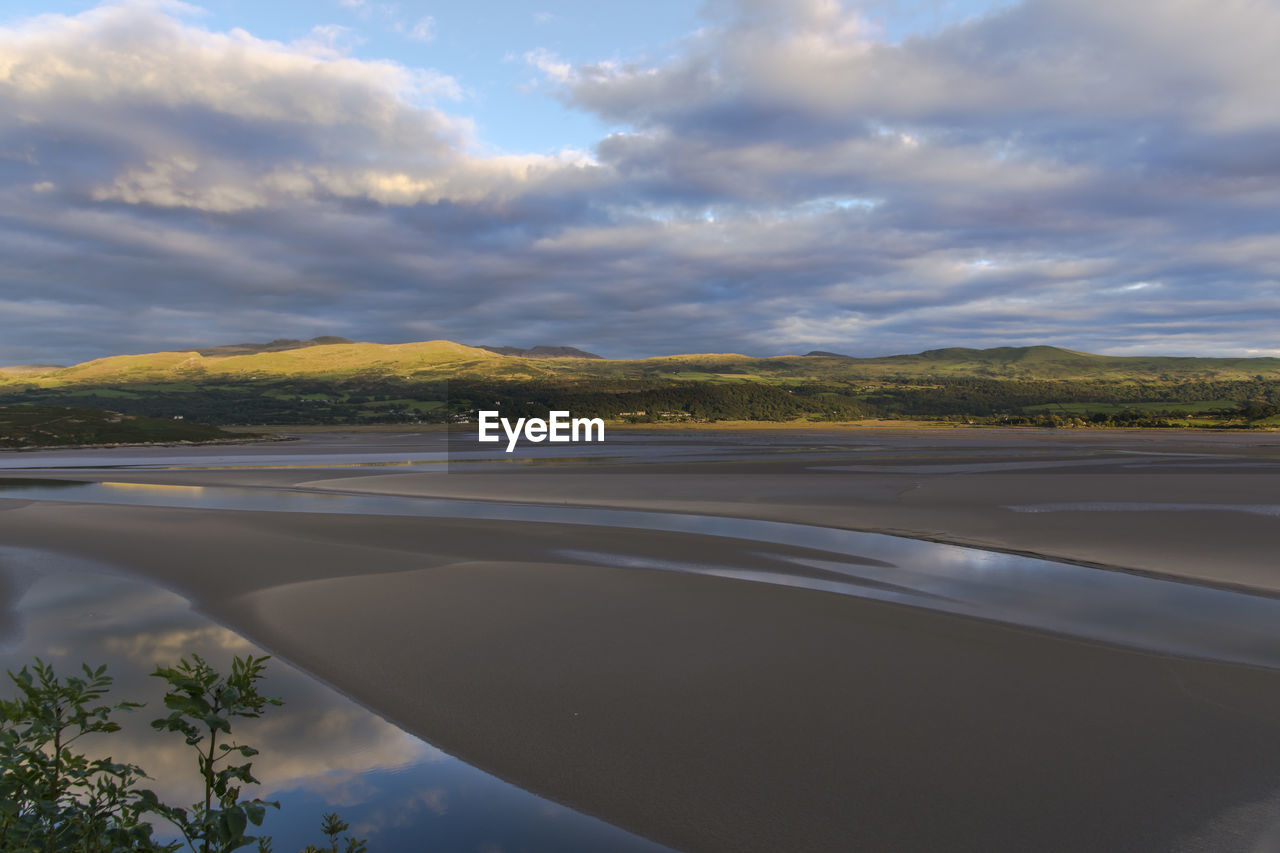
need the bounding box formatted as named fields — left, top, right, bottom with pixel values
left=2, top=374, right=1278, bottom=426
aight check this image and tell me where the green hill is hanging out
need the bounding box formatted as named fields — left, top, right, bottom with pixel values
left=856, top=345, right=1280, bottom=379
left=1, top=341, right=1278, bottom=428
left=1, top=340, right=514, bottom=386
left=4, top=342, right=1280, bottom=387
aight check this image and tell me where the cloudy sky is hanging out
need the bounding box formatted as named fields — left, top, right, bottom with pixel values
left=2, top=0, right=1278, bottom=364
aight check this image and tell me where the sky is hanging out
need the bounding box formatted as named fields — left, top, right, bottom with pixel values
left=1, top=0, right=1278, bottom=364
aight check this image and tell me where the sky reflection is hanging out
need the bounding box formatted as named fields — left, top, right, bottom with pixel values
left=9, top=479, right=1280, bottom=672
left=0, top=547, right=671, bottom=852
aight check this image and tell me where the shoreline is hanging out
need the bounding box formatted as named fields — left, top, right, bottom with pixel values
left=599, top=418, right=1280, bottom=432
left=0, top=435, right=290, bottom=453
left=245, top=419, right=1280, bottom=433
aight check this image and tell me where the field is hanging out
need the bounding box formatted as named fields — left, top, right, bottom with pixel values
left=0, top=404, right=251, bottom=448
left=1023, top=400, right=1239, bottom=414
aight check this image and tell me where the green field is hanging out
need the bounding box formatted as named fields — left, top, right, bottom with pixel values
left=58, top=388, right=140, bottom=398
left=1023, top=400, right=1238, bottom=415
left=0, top=405, right=253, bottom=448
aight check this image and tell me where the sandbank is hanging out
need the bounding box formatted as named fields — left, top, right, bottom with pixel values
left=3, top=428, right=1280, bottom=850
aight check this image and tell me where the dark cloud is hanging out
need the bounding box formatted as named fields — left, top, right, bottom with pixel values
left=1, top=0, right=1279, bottom=364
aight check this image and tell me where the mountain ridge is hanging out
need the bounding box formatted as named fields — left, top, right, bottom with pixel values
left=3, top=340, right=1278, bottom=429
left=194, top=336, right=354, bottom=357
left=4, top=341, right=1280, bottom=387
left=478, top=345, right=603, bottom=359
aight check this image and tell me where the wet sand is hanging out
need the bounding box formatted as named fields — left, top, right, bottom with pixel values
left=4, top=428, right=1280, bottom=851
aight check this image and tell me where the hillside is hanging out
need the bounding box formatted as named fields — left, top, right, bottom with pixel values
left=1, top=341, right=1278, bottom=427
left=855, top=345, right=1280, bottom=380
left=478, top=345, right=603, bottom=359
left=194, top=336, right=354, bottom=357
left=0, top=340, right=518, bottom=386
left=5, top=341, right=1280, bottom=387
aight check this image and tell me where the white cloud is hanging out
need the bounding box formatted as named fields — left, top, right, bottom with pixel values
left=0, top=3, right=581, bottom=214
left=294, top=23, right=364, bottom=57
left=0, top=5, right=462, bottom=123
left=523, top=48, right=573, bottom=84
left=403, top=15, right=434, bottom=42
left=91, top=156, right=267, bottom=212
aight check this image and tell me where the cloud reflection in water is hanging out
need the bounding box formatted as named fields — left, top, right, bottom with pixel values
left=0, top=546, right=670, bottom=852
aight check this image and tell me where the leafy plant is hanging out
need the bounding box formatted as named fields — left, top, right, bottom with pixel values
left=147, top=654, right=283, bottom=853
left=301, top=812, right=367, bottom=853
left=1, top=655, right=372, bottom=853
left=0, top=658, right=170, bottom=852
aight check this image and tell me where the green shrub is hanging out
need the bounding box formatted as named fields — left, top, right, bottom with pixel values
left=0, top=656, right=368, bottom=853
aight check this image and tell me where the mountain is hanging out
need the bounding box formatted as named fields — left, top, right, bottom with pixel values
left=2, top=340, right=1279, bottom=430
left=856, top=345, right=1280, bottom=379
left=0, top=364, right=64, bottom=375
left=479, top=345, right=604, bottom=359
left=3, top=342, right=1280, bottom=388
left=194, top=336, right=353, bottom=357
left=0, top=340, right=513, bottom=386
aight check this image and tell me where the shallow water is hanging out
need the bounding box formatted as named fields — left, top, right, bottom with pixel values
left=7, top=479, right=1280, bottom=671
left=1008, top=501, right=1280, bottom=517
left=0, top=546, right=673, bottom=852
left=0, top=431, right=852, bottom=471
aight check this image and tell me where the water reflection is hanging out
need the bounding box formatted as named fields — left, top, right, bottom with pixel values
left=0, top=546, right=671, bottom=853
left=7, top=479, right=1280, bottom=671
left=0, top=430, right=878, bottom=472
left=1009, top=501, right=1280, bottom=517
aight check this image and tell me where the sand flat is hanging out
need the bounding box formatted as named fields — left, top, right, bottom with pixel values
left=4, top=428, right=1280, bottom=850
